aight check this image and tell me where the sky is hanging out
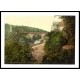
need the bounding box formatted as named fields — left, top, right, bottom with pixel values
left=4, top=15, right=61, bottom=32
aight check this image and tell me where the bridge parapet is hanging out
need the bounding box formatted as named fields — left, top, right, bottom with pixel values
left=25, top=32, right=47, bottom=38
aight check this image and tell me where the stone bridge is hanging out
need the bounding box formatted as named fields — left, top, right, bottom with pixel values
left=9, top=26, right=47, bottom=39
left=25, top=32, right=47, bottom=39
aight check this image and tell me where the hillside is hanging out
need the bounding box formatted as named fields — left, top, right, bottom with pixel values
left=5, top=23, right=48, bottom=33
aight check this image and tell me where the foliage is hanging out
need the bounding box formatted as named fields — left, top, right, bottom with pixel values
left=5, top=38, right=35, bottom=64
left=61, top=49, right=75, bottom=64
left=5, top=24, right=36, bottom=64
left=44, top=31, right=67, bottom=53
left=60, top=16, right=75, bottom=45
left=43, top=16, right=75, bottom=64
left=43, top=49, right=75, bottom=64
left=42, top=31, right=74, bottom=64
left=5, top=24, right=47, bottom=35
left=5, top=16, right=75, bottom=64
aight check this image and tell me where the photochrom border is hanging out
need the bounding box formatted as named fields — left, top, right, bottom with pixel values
left=0, top=11, right=79, bottom=69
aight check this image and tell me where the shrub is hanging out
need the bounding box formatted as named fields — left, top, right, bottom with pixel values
left=5, top=39, right=34, bottom=64
left=42, top=31, right=74, bottom=64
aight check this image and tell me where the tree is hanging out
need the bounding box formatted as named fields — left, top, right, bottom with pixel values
left=60, top=16, right=75, bottom=45
left=42, top=16, right=75, bottom=64
left=5, top=26, right=35, bottom=64
left=43, top=31, right=67, bottom=64
left=5, top=39, right=34, bottom=64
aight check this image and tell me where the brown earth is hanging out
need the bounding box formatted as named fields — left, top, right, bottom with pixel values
left=32, top=43, right=45, bottom=64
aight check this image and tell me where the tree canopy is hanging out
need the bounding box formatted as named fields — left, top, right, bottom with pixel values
left=42, top=16, right=75, bottom=64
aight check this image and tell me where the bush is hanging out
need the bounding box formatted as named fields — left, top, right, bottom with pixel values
left=5, top=39, right=34, bottom=64
left=61, top=49, right=75, bottom=64
left=42, top=31, right=73, bottom=64
left=43, top=49, right=75, bottom=64
left=44, top=31, right=67, bottom=53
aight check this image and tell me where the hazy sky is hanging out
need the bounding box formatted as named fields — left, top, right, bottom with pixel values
left=4, top=16, right=61, bottom=32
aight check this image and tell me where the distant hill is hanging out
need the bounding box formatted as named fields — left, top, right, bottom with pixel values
left=5, top=24, right=48, bottom=33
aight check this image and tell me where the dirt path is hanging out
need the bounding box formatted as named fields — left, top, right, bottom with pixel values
left=32, top=43, right=45, bottom=64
